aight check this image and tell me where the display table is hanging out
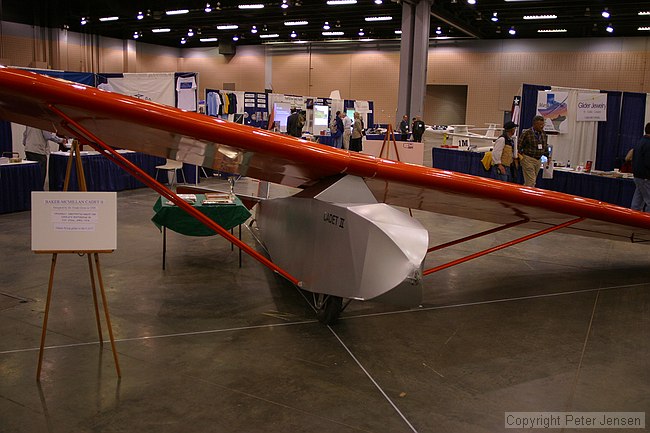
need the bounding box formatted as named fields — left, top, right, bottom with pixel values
left=49, top=150, right=202, bottom=191
left=0, top=160, right=42, bottom=213
left=152, top=194, right=251, bottom=269
left=431, top=147, right=635, bottom=208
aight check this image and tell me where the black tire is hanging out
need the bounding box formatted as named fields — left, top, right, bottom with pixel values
left=316, top=295, right=343, bottom=325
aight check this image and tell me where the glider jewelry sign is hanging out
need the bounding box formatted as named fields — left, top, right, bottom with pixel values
left=31, top=192, right=117, bottom=252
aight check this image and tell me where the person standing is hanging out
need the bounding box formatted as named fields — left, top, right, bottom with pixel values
left=331, top=111, right=344, bottom=149
left=286, top=109, right=302, bottom=137
left=398, top=115, right=409, bottom=140
left=412, top=116, right=425, bottom=142
left=342, top=112, right=352, bottom=150
left=491, top=121, right=517, bottom=182
left=517, top=115, right=548, bottom=187
left=23, top=126, right=66, bottom=188
left=631, top=122, right=650, bottom=212
left=350, top=112, right=363, bottom=152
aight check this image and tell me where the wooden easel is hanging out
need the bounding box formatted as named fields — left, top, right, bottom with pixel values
left=379, top=125, right=414, bottom=216
left=378, top=124, right=403, bottom=162
left=36, top=140, right=121, bottom=380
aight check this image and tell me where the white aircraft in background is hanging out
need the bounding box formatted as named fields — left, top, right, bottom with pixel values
left=432, top=123, right=502, bottom=151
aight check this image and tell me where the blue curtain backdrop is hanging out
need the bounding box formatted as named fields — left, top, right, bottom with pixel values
left=595, top=91, right=622, bottom=171
left=618, top=92, right=647, bottom=157
left=520, top=84, right=551, bottom=132
left=0, top=121, right=12, bottom=155
left=29, top=69, right=96, bottom=86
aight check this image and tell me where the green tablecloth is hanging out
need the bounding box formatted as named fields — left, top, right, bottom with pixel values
left=152, top=194, right=251, bottom=236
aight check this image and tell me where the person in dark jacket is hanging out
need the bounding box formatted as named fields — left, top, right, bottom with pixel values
left=411, top=116, right=425, bottom=142
left=286, top=109, right=302, bottom=137
left=631, top=122, right=650, bottom=212
left=398, top=115, right=409, bottom=140
left=332, top=111, right=344, bottom=149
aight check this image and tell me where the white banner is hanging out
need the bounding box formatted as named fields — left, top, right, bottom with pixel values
left=108, top=73, right=175, bottom=107
left=577, top=92, right=607, bottom=121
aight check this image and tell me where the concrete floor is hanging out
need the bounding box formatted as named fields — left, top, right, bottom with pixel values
left=0, top=177, right=648, bottom=433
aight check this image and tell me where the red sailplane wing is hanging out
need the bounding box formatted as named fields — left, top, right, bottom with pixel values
left=0, top=67, right=649, bottom=242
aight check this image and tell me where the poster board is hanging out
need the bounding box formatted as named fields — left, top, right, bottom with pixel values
left=31, top=192, right=117, bottom=252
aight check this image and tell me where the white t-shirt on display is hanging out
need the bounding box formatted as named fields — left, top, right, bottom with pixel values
left=176, top=76, right=197, bottom=111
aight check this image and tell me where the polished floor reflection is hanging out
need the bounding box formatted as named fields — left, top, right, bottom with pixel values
left=0, top=178, right=648, bottom=433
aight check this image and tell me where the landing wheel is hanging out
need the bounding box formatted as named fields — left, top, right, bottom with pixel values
left=313, top=293, right=343, bottom=325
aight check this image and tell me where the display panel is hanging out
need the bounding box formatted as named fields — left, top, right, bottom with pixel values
left=273, top=102, right=292, bottom=132
left=313, top=104, right=329, bottom=136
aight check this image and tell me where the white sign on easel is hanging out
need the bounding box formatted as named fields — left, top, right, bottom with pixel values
left=31, top=192, right=117, bottom=252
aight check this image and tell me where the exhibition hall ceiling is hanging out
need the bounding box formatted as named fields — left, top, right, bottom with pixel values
left=4, top=1, right=650, bottom=48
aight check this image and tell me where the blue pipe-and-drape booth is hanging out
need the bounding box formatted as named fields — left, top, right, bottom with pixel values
left=595, top=91, right=622, bottom=171
left=520, top=84, right=551, bottom=131
left=521, top=84, right=649, bottom=171
left=618, top=92, right=647, bottom=157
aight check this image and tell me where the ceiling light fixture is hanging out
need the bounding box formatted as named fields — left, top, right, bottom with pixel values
left=601, top=9, right=610, bottom=19
left=285, top=20, right=308, bottom=26
left=217, top=24, right=239, bottom=30
left=491, top=12, right=498, bottom=22
left=188, top=29, right=194, bottom=36
left=638, top=26, right=650, bottom=31
left=137, top=11, right=144, bottom=20
left=281, top=0, right=289, bottom=8
left=606, top=24, right=614, bottom=33
left=80, top=17, right=88, bottom=25
left=291, top=31, right=297, bottom=37
left=523, top=14, right=557, bottom=20
left=374, top=0, right=383, bottom=4
left=233, top=35, right=240, bottom=41
left=205, top=3, right=212, bottom=12
left=394, top=29, right=402, bottom=34
left=181, top=38, right=187, bottom=44
left=538, top=29, right=567, bottom=33
left=322, top=31, right=344, bottom=36
left=365, top=16, right=392, bottom=21
left=239, top=4, right=265, bottom=9
left=326, top=0, right=357, bottom=4
left=259, top=33, right=280, bottom=38
left=99, top=16, right=119, bottom=22
left=639, top=11, right=650, bottom=16
left=358, top=29, right=365, bottom=36
left=323, top=21, right=330, bottom=30
left=435, top=26, right=442, bottom=35
left=251, top=26, right=258, bottom=33
left=508, top=26, right=516, bottom=35
left=200, top=37, right=219, bottom=42
left=133, top=32, right=140, bottom=39
left=152, top=28, right=171, bottom=33
left=166, top=9, right=189, bottom=15
left=467, top=0, right=476, bottom=5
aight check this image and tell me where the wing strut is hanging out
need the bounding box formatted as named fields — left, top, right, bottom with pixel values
left=423, top=217, right=585, bottom=276
left=47, top=104, right=301, bottom=287
left=427, top=218, right=530, bottom=253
